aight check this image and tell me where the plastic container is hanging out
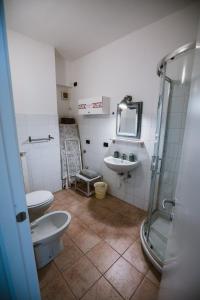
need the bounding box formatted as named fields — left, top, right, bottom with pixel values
left=94, top=182, right=108, bottom=199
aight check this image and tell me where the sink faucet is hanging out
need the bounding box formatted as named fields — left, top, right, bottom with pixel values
left=121, top=153, right=127, bottom=160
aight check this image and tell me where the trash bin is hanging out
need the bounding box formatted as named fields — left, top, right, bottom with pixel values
left=94, top=182, right=108, bottom=199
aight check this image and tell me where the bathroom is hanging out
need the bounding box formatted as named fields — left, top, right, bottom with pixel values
left=1, top=1, right=200, bottom=299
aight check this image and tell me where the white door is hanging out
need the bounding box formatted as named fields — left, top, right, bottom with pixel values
left=0, top=1, right=40, bottom=299
left=159, top=43, right=200, bottom=299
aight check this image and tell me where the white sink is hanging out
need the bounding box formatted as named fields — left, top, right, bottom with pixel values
left=104, top=156, right=139, bottom=173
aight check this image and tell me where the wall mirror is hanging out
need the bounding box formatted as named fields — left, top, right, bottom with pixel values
left=116, top=96, right=143, bottom=139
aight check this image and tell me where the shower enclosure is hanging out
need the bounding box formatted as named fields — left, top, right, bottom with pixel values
left=140, top=42, right=200, bottom=272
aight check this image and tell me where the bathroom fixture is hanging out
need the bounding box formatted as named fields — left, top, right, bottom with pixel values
left=20, top=152, right=54, bottom=221
left=140, top=41, right=200, bottom=272
left=117, top=96, right=143, bottom=139
left=28, top=134, right=54, bottom=143
left=20, top=152, right=70, bottom=269
left=118, top=95, right=133, bottom=110
left=31, top=211, right=71, bottom=269
left=78, top=96, right=110, bottom=115
left=26, top=191, right=54, bottom=222
left=104, top=156, right=139, bottom=174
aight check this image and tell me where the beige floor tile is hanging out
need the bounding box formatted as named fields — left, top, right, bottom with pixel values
left=105, top=232, right=135, bottom=255
left=72, top=228, right=101, bottom=253
left=54, top=234, right=83, bottom=271
left=131, top=278, right=159, bottom=300
left=105, top=257, right=143, bottom=299
left=87, top=241, right=120, bottom=273
left=123, top=240, right=150, bottom=274
left=89, top=205, right=112, bottom=219
left=68, top=189, right=89, bottom=201
left=118, top=224, right=140, bottom=239
left=80, top=197, right=96, bottom=208
left=40, top=276, right=76, bottom=300
left=78, top=211, right=100, bottom=227
left=67, top=202, right=88, bottom=216
left=39, top=190, right=149, bottom=300
left=98, top=197, right=123, bottom=212
left=63, top=256, right=101, bottom=299
left=82, top=276, right=123, bottom=300
left=95, top=223, right=113, bottom=237
left=66, top=216, right=88, bottom=238
left=89, top=218, right=112, bottom=238
left=54, top=190, right=76, bottom=203
left=38, top=262, right=60, bottom=289
left=145, top=268, right=161, bottom=287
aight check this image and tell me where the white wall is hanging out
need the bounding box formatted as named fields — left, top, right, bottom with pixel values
left=55, top=51, right=69, bottom=86
left=8, top=30, right=57, bottom=115
left=55, top=52, right=73, bottom=118
left=7, top=30, right=62, bottom=193
left=56, top=85, right=73, bottom=118
left=66, top=3, right=199, bottom=210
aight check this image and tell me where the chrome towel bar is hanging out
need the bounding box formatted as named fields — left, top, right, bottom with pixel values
left=28, top=135, right=54, bottom=143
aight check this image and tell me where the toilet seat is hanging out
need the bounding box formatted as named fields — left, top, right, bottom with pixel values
left=31, top=211, right=71, bottom=245
left=26, top=191, right=54, bottom=208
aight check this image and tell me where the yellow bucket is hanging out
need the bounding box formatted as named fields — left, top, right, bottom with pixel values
left=94, top=182, right=108, bottom=199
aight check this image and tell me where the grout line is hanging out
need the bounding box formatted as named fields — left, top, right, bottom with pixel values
left=53, top=262, right=78, bottom=300
left=101, top=237, right=135, bottom=256
left=129, top=276, right=146, bottom=299
left=52, top=190, right=153, bottom=299
left=86, top=246, right=121, bottom=276
left=101, top=274, right=127, bottom=300
left=103, top=257, right=145, bottom=300
left=78, top=274, right=104, bottom=300
left=122, top=255, right=148, bottom=277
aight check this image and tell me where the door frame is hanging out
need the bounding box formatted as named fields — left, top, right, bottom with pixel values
left=0, top=1, right=40, bottom=299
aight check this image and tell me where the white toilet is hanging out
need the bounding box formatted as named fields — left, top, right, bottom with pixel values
left=20, top=152, right=71, bottom=268
left=31, top=211, right=71, bottom=269
left=26, top=190, right=54, bottom=222
left=20, top=152, right=54, bottom=221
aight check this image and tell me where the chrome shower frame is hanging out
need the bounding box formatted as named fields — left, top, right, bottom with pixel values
left=141, top=41, right=200, bottom=272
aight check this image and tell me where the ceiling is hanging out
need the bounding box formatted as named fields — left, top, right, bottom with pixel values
left=5, top=0, right=195, bottom=60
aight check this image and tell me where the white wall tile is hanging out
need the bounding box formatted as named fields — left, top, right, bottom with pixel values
left=16, top=114, right=62, bottom=193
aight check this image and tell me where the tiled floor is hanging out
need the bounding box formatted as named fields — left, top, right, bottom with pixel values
left=38, top=189, right=161, bottom=300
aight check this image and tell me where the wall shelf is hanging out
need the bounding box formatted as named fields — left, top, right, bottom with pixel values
left=111, top=137, right=144, bottom=146
left=56, top=84, right=73, bottom=89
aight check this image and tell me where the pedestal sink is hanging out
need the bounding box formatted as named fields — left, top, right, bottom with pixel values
left=104, top=156, right=139, bottom=174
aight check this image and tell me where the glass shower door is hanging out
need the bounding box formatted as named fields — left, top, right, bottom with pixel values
left=144, top=47, right=195, bottom=266
left=145, top=74, right=172, bottom=263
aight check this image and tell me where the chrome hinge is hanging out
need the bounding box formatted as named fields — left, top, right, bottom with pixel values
left=151, top=155, right=157, bottom=171
left=162, top=199, right=175, bottom=209
left=151, top=156, right=162, bottom=174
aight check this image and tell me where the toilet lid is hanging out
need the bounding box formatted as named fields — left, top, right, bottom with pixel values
left=26, top=191, right=54, bottom=207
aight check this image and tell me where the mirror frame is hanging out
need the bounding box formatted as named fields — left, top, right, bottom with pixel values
left=116, top=101, right=143, bottom=139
